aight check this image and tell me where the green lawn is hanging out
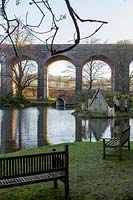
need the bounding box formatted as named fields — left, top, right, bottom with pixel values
left=0, top=142, right=133, bottom=200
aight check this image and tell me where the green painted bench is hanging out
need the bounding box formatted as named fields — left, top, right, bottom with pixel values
left=103, top=126, right=130, bottom=160
left=0, top=145, right=69, bottom=199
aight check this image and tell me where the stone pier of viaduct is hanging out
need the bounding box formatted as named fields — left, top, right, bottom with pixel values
left=0, top=43, right=133, bottom=100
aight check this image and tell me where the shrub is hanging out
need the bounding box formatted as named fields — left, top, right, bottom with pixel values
left=0, top=93, right=30, bottom=107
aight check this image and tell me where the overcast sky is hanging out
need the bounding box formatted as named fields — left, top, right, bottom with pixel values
left=6, top=0, right=133, bottom=44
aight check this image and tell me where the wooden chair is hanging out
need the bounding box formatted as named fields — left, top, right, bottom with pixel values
left=103, top=126, right=130, bottom=160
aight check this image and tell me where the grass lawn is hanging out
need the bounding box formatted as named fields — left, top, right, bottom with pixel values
left=0, top=142, right=133, bottom=200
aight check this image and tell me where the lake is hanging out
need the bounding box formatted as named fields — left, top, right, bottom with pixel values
left=0, top=106, right=132, bottom=153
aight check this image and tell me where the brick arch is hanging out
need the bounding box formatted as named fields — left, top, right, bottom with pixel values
left=45, top=54, right=75, bottom=66
left=82, top=54, right=113, bottom=68
left=7, top=55, right=37, bottom=66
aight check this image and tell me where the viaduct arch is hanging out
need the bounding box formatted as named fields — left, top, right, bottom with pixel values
left=0, top=43, right=133, bottom=100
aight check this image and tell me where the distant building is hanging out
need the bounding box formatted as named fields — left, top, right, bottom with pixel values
left=87, top=89, right=114, bottom=117
left=89, top=89, right=109, bottom=112
left=55, top=94, right=79, bottom=107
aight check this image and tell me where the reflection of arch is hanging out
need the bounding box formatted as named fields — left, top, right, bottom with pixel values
left=37, top=107, right=51, bottom=146
left=74, top=116, right=82, bottom=142
left=1, top=110, right=17, bottom=153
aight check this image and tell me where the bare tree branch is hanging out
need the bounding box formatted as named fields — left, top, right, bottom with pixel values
left=0, top=0, right=108, bottom=56
left=0, top=0, right=20, bottom=56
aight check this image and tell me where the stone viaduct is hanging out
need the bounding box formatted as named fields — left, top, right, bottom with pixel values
left=0, top=43, right=133, bottom=100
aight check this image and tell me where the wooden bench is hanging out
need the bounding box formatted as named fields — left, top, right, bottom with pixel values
left=103, top=126, right=130, bottom=160
left=0, top=145, right=69, bottom=199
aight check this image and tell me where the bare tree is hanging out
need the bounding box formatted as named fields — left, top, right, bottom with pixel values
left=10, top=60, right=37, bottom=98
left=4, top=23, right=37, bottom=98
left=62, top=59, right=110, bottom=91
left=0, top=0, right=20, bottom=55
left=0, top=0, right=108, bottom=56
left=82, top=60, right=109, bottom=90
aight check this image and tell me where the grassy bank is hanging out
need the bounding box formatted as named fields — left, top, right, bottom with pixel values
left=0, top=142, right=133, bottom=200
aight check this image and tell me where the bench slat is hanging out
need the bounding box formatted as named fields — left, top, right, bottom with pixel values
left=105, top=138, right=120, bottom=147
left=0, top=171, right=65, bottom=188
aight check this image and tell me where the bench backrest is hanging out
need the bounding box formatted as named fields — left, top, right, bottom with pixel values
left=113, top=126, right=130, bottom=138
left=0, top=145, right=68, bottom=179
left=120, top=126, right=130, bottom=145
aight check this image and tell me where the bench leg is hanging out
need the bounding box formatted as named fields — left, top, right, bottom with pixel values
left=103, top=139, right=106, bottom=159
left=128, top=139, right=130, bottom=150
left=64, top=179, right=69, bottom=199
left=119, top=147, right=122, bottom=160
left=53, top=179, right=57, bottom=189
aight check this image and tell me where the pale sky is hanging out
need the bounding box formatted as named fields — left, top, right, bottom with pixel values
left=5, top=0, right=133, bottom=44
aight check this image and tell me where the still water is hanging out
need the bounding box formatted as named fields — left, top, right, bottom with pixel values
left=0, top=106, right=133, bottom=153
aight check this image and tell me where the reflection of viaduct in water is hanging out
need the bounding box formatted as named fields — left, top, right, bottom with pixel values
left=37, top=107, right=51, bottom=147
left=0, top=110, right=16, bottom=153
left=89, top=118, right=108, bottom=140
left=0, top=108, right=50, bottom=153
left=0, top=44, right=133, bottom=99
left=75, top=116, right=108, bottom=142
left=75, top=117, right=130, bottom=142
left=110, top=118, right=130, bottom=138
